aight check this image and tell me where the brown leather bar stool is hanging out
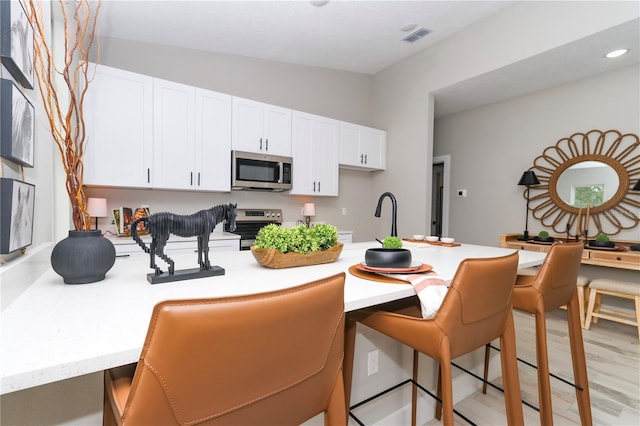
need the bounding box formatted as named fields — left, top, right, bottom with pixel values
left=483, top=241, right=592, bottom=425
left=352, top=251, right=523, bottom=426
left=103, top=273, right=346, bottom=426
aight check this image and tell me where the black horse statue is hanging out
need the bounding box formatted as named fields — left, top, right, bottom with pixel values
left=132, top=203, right=237, bottom=277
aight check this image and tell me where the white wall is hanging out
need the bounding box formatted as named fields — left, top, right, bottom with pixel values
left=371, top=1, right=639, bottom=239
left=434, top=64, right=640, bottom=245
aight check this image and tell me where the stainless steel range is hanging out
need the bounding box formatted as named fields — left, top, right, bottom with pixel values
left=225, top=208, right=282, bottom=251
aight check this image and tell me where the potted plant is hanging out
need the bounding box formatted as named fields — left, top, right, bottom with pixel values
left=589, top=233, right=615, bottom=248
left=534, top=230, right=555, bottom=243
left=251, top=224, right=343, bottom=268
left=26, top=0, right=115, bottom=283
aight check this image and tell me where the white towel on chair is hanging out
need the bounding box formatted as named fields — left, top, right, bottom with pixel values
left=377, top=271, right=448, bottom=318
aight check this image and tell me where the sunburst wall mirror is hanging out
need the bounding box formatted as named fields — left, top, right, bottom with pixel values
left=526, top=129, right=640, bottom=237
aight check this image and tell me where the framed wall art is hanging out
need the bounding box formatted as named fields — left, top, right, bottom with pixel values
left=1, top=78, right=35, bottom=167
left=0, top=0, right=34, bottom=89
left=0, top=177, right=35, bottom=254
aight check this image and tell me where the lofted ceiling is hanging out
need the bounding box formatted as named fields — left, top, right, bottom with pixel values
left=93, top=1, right=639, bottom=117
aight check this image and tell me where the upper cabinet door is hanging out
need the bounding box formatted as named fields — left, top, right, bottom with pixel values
left=232, top=97, right=292, bottom=156
left=313, top=116, right=340, bottom=196
left=195, top=88, right=232, bottom=192
left=84, top=63, right=153, bottom=187
left=153, top=78, right=195, bottom=190
left=290, top=111, right=339, bottom=196
left=338, top=122, right=386, bottom=171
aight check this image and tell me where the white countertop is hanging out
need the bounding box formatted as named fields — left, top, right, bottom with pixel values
left=0, top=241, right=546, bottom=395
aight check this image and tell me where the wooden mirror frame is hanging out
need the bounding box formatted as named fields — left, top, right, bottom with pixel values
left=527, top=129, right=640, bottom=237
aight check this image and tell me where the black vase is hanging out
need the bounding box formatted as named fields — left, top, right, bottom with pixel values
left=51, top=230, right=116, bottom=284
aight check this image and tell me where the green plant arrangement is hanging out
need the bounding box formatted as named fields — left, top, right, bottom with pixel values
left=382, top=236, right=403, bottom=248
left=252, top=224, right=343, bottom=269
left=254, top=224, right=338, bottom=254
left=595, top=233, right=610, bottom=242
left=538, top=230, right=550, bottom=237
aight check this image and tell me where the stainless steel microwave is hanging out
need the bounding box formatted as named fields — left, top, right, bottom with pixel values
left=231, top=150, right=293, bottom=191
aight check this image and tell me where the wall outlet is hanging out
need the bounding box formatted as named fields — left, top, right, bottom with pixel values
left=342, top=207, right=347, bottom=216
left=367, top=349, right=379, bottom=376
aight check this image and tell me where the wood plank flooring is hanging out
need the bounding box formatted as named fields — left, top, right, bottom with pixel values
left=424, top=309, right=640, bottom=425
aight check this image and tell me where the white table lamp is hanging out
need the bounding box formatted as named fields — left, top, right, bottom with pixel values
left=87, top=198, right=108, bottom=230
left=302, top=203, right=316, bottom=227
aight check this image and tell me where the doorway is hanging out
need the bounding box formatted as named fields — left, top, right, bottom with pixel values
left=431, top=155, right=450, bottom=237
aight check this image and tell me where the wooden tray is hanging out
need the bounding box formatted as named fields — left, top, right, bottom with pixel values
left=586, top=245, right=629, bottom=252
left=251, top=243, right=343, bottom=269
left=402, top=238, right=461, bottom=247
left=348, top=265, right=408, bottom=284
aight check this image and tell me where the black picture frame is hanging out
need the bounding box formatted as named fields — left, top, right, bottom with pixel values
left=1, top=78, right=35, bottom=167
left=0, top=177, right=35, bottom=254
left=0, top=0, right=34, bottom=89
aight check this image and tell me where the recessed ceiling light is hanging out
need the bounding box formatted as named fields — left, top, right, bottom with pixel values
left=605, top=49, right=628, bottom=58
left=310, top=0, right=329, bottom=6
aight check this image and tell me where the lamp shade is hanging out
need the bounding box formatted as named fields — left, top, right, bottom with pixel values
left=633, top=179, right=640, bottom=191
left=302, top=203, right=316, bottom=216
left=87, top=198, right=108, bottom=218
left=518, top=170, right=540, bottom=186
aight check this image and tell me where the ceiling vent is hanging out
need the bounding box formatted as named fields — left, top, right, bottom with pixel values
left=401, top=27, right=431, bottom=43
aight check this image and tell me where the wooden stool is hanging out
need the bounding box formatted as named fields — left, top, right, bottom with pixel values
left=585, top=278, right=640, bottom=341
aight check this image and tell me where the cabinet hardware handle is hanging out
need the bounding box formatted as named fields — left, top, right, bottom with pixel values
left=318, top=181, right=321, bottom=192
left=198, top=172, right=201, bottom=186
left=259, top=137, right=263, bottom=150
left=360, top=154, right=364, bottom=164
left=313, top=181, right=316, bottom=192
left=147, top=168, right=150, bottom=183
left=190, top=172, right=193, bottom=186
left=616, top=256, right=622, bottom=261
left=364, top=154, right=368, bottom=164
left=265, top=139, right=269, bottom=151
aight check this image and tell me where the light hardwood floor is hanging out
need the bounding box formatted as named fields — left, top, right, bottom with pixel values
left=424, top=309, right=640, bottom=425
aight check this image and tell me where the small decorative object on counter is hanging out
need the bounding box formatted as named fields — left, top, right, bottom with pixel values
left=251, top=224, right=342, bottom=268
left=534, top=230, right=555, bottom=243
left=589, top=233, right=615, bottom=248
left=131, top=204, right=237, bottom=283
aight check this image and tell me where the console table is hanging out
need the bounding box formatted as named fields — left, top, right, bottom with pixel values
left=500, top=234, right=640, bottom=271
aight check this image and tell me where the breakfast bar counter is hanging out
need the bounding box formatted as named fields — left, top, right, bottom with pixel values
left=0, top=241, right=546, bottom=395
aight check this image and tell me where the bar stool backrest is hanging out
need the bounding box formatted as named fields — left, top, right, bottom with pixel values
left=434, top=251, right=519, bottom=359
left=116, top=273, right=346, bottom=425
left=531, top=242, right=584, bottom=311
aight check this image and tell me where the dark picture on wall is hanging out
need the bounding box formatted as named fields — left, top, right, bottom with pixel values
left=0, top=178, right=35, bottom=254
left=1, top=78, right=35, bottom=167
left=0, top=1, right=34, bottom=89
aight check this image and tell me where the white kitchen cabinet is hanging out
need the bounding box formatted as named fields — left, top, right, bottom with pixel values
left=84, top=63, right=153, bottom=187
left=290, top=111, right=339, bottom=196
left=337, top=231, right=353, bottom=244
left=338, top=122, right=386, bottom=171
left=153, top=79, right=231, bottom=191
left=232, top=96, right=292, bottom=156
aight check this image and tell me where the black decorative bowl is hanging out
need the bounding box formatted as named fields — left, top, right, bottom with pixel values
left=365, top=248, right=412, bottom=268
left=588, top=240, right=615, bottom=248
left=534, top=236, right=555, bottom=243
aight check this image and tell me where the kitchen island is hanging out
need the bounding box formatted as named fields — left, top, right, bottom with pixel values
left=1, top=241, right=546, bottom=421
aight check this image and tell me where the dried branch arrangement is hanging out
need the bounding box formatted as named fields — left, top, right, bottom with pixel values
left=24, top=0, right=101, bottom=230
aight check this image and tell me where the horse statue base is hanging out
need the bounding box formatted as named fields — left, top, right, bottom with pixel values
left=147, top=265, right=225, bottom=284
